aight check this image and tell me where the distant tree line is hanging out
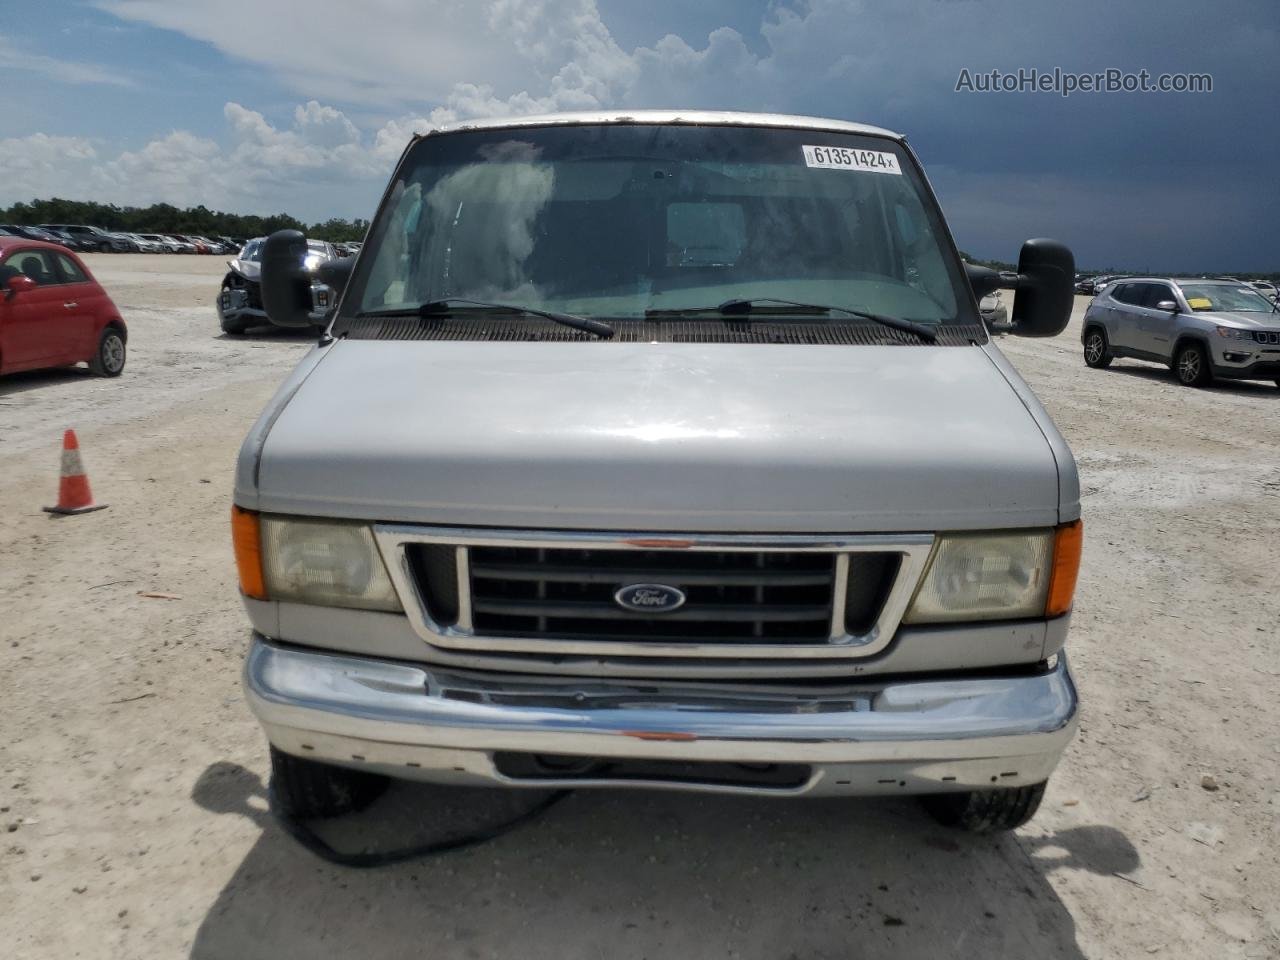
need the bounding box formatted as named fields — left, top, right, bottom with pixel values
left=0, top=197, right=370, bottom=243
left=958, top=251, right=1018, bottom=272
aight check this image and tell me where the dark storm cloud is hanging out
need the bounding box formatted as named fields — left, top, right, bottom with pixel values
left=755, top=0, right=1280, bottom=270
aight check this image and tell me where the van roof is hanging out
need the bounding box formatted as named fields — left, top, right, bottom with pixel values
left=425, top=109, right=903, bottom=142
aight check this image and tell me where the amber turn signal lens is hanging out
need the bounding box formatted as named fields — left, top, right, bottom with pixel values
left=231, top=506, right=267, bottom=601
left=1045, top=519, right=1083, bottom=618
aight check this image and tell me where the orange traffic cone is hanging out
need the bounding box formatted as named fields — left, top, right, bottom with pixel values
left=43, top=429, right=108, bottom=515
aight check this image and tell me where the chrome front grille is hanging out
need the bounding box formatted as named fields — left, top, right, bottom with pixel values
left=469, top=546, right=841, bottom=643
left=1252, top=330, right=1280, bottom=345
left=376, top=526, right=933, bottom=662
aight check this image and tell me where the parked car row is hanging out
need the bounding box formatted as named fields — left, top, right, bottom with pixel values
left=1075, top=274, right=1118, bottom=295
left=1, top=222, right=363, bottom=263
left=1076, top=272, right=1278, bottom=303
left=0, top=223, right=249, bottom=255
left=0, top=224, right=85, bottom=249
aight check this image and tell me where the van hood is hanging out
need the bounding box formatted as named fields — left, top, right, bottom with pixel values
left=246, top=341, right=1065, bottom=532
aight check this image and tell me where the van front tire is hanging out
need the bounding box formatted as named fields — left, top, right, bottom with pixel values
left=920, top=781, right=1047, bottom=833
left=269, top=746, right=389, bottom=819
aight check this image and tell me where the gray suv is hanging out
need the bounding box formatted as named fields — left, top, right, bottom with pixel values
left=1082, top=278, right=1280, bottom=388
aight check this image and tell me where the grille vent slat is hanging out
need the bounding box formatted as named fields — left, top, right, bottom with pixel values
left=408, top=545, right=899, bottom=648
left=470, top=562, right=832, bottom=586
left=467, top=546, right=836, bottom=644
left=471, top=599, right=833, bottom=622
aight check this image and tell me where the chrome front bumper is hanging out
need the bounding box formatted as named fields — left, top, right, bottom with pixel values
left=245, top=637, right=1078, bottom=797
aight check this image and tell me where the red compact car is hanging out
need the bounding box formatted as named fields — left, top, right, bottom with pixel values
left=0, top=237, right=127, bottom=377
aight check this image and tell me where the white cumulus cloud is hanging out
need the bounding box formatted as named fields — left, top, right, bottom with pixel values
left=0, top=134, right=100, bottom=200
left=2, top=102, right=406, bottom=216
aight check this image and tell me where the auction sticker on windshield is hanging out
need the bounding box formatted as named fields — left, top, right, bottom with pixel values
left=802, top=145, right=902, bottom=174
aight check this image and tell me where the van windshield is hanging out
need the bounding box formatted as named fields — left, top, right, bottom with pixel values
left=347, top=124, right=974, bottom=328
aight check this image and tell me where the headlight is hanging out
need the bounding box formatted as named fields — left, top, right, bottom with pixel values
left=905, top=530, right=1055, bottom=624
left=1216, top=326, right=1245, bottom=339
left=255, top=515, right=401, bottom=611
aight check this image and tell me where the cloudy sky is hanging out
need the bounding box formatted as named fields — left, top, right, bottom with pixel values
left=1, top=0, right=1276, bottom=271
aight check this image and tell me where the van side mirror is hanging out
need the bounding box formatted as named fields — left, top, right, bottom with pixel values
left=259, top=230, right=316, bottom=328
left=1009, top=239, right=1075, bottom=338
left=965, top=239, right=1075, bottom=337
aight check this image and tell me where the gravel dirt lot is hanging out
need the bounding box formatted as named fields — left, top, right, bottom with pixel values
left=2, top=254, right=1278, bottom=959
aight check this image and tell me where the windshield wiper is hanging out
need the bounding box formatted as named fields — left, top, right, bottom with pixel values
left=645, top=297, right=938, bottom=342
left=356, top=298, right=614, bottom=339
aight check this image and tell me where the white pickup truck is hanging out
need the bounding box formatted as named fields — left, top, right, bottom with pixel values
left=233, top=110, right=1081, bottom=833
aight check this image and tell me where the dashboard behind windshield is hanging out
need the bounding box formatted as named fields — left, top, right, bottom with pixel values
left=1179, top=283, right=1274, bottom=312
left=346, top=123, right=974, bottom=327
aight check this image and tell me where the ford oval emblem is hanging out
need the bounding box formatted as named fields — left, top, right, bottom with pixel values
left=614, top=583, right=687, bottom=613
